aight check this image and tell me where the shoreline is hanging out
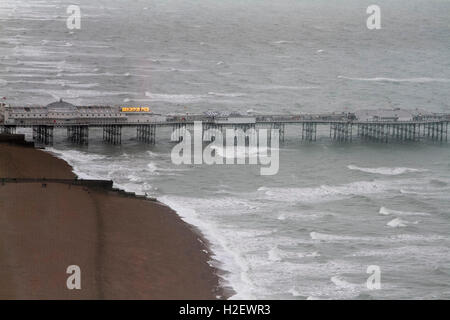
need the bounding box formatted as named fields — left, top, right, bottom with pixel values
left=0, top=135, right=227, bottom=299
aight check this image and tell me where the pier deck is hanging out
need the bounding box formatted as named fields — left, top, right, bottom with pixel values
left=1, top=102, right=449, bottom=145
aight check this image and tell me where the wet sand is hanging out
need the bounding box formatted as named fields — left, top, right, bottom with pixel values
left=0, top=142, right=223, bottom=299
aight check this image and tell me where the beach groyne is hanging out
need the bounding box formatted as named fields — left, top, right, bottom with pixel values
left=0, top=133, right=34, bottom=147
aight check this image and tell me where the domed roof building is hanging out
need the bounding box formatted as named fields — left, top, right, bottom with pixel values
left=46, top=99, right=79, bottom=118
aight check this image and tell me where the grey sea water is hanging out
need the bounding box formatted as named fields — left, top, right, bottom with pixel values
left=1, top=0, right=450, bottom=299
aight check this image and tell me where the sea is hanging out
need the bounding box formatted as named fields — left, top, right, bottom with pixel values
left=1, top=0, right=450, bottom=299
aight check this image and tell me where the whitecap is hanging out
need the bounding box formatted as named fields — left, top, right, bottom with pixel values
left=338, top=76, right=450, bottom=83
left=211, top=145, right=266, bottom=159
left=272, top=40, right=294, bottom=44
left=298, top=251, right=320, bottom=258
left=268, top=246, right=283, bottom=262
left=144, top=92, right=204, bottom=103
left=147, top=162, right=159, bottom=173
left=387, top=218, right=408, bottom=228
left=288, top=288, right=302, bottom=297
left=207, top=92, right=245, bottom=97
left=348, top=165, right=426, bottom=175
left=258, top=180, right=391, bottom=203
left=379, top=207, right=430, bottom=216
left=330, top=276, right=361, bottom=290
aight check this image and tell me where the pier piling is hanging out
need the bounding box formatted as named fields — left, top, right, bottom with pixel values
left=302, top=122, right=317, bottom=141
left=32, top=125, right=54, bottom=145
left=137, top=124, right=156, bottom=144
left=67, top=125, right=89, bottom=145
left=103, top=125, right=122, bottom=145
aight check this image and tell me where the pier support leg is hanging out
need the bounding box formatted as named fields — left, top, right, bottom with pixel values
left=67, top=126, right=89, bottom=145
left=103, top=125, right=122, bottom=145
left=2, top=126, right=16, bottom=134
left=302, top=122, right=316, bottom=142
left=137, top=125, right=156, bottom=144
left=33, top=125, right=54, bottom=145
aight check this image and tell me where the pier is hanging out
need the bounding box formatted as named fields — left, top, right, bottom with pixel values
left=0, top=100, right=449, bottom=146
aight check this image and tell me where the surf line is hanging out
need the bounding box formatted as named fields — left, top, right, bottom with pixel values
left=170, top=121, right=279, bottom=175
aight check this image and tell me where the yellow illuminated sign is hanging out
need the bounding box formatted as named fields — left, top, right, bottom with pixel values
left=121, top=107, right=150, bottom=112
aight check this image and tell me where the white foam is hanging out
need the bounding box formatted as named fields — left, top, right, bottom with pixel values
left=311, top=231, right=447, bottom=243
left=211, top=145, right=267, bottom=160
left=144, top=92, right=204, bottom=103
left=379, top=207, right=431, bottom=216
left=258, top=180, right=391, bottom=203
left=338, top=76, right=450, bottom=83
left=268, top=246, right=282, bottom=262
left=146, top=162, right=159, bottom=174
left=288, top=288, right=302, bottom=297
left=310, top=232, right=367, bottom=241
left=348, top=245, right=450, bottom=258
left=250, top=84, right=319, bottom=90
left=330, top=276, right=361, bottom=290
left=158, top=195, right=257, bottom=300
left=16, top=88, right=136, bottom=99
left=45, top=148, right=107, bottom=162
left=387, top=218, right=408, bottom=228
left=298, top=251, right=320, bottom=258
left=207, top=92, right=246, bottom=98
left=348, top=165, right=426, bottom=175
left=272, top=40, right=294, bottom=44
left=45, top=148, right=107, bottom=179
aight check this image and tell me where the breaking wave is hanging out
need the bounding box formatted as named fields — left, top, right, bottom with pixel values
left=338, top=76, right=450, bottom=83
left=379, top=207, right=431, bottom=216
left=348, top=165, right=426, bottom=175
left=258, top=180, right=391, bottom=203
left=387, top=218, right=409, bottom=228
